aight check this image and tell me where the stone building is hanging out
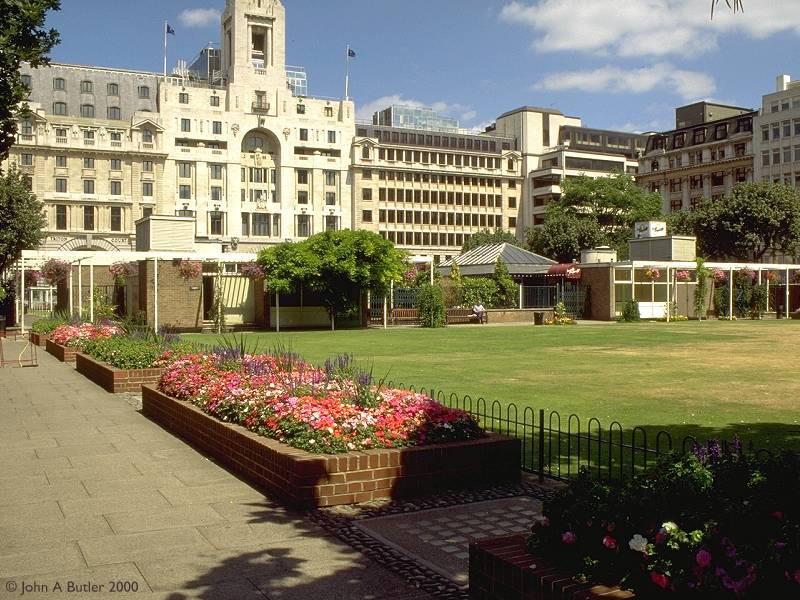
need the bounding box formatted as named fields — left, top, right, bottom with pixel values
left=753, top=74, right=800, bottom=186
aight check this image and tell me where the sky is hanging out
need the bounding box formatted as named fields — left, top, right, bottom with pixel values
left=44, top=0, right=800, bottom=134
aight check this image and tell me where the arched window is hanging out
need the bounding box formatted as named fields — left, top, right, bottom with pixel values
left=107, top=83, right=119, bottom=96
left=53, top=102, right=68, bottom=115
left=361, top=145, right=371, bottom=159
left=80, top=104, right=95, bottom=118
left=138, top=86, right=150, bottom=99
left=651, top=159, right=660, bottom=172
left=80, top=80, right=93, bottom=93
left=21, top=74, right=32, bottom=89
left=53, top=77, right=65, bottom=90
left=107, top=106, right=121, bottom=120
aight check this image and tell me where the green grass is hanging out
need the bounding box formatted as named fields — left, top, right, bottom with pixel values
left=183, top=321, right=800, bottom=457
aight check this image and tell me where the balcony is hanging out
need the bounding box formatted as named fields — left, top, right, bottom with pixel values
left=251, top=101, right=270, bottom=113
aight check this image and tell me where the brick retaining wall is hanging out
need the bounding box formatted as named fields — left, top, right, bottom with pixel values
left=469, top=535, right=635, bottom=600
left=29, top=332, right=49, bottom=347
left=45, top=339, right=77, bottom=363
left=76, top=353, right=163, bottom=394
left=142, top=385, right=521, bottom=509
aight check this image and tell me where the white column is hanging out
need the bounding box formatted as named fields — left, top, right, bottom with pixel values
left=275, top=292, right=280, bottom=332
left=786, top=268, right=791, bottom=318
left=383, top=296, right=387, bottom=329
left=68, top=267, right=73, bottom=316
left=518, top=283, right=523, bottom=309
left=78, top=261, right=83, bottom=319
left=89, top=263, right=94, bottom=323
left=728, top=267, right=734, bottom=318
left=665, top=267, right=670, bottom=323
left=20, top=257, right=26, bottom=334
left=153, top=258, right=159, bottom=333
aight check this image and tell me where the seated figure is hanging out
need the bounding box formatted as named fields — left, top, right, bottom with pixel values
left=472, top=302, right=487, bottom=324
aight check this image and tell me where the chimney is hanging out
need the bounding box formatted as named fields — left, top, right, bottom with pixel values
left=777, top=74, right=791, bottom=92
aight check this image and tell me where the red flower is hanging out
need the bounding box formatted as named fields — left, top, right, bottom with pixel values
left=794, top=569, right=800, bottom=585
left=561, top=531, right=577, bottom=545
left=602, top=535, right=617, bottom=550
left=696, top=549, right=712, bottom=568
left=650, top=571, right=670, bottom=589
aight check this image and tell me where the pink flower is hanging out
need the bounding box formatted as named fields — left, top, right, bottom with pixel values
left=696, top=549, right=712, bottom=568
left=561, top=531, right=577, bottom=545
left=650, top=571, right=670, bottom=589
left=793, top=569, right=800, bottom=585
left=602, top=535, right=617, bottom=550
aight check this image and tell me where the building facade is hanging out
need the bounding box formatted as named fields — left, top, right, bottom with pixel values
left=637, top=102, right=756, bottom=213
left=5, top=0, right=354, bottom=253
left=351, top=119, right=523, bottom=263
left=753, top=75, right=800, bottom=186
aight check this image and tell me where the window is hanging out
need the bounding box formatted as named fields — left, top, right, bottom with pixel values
left=181, top=119, right=191, bottom=132
left=773, top=124, right=781, bottom=140
left=297, top=191, right=308, bottom=204
left=179, top=185, right=191, bottom=199
left=785, top=147, right=793, bottom=164
left=209, top=212, right=224, bottom=235
left=80, top=104, right=95, bottom=118
left=361, top=146, right=371, bottom=160
left=138, top=86, right=150, bottom=99
left=107, top=106, right=121, bottom=120
left=20, top=153, right=32, bottom=166
left=53, top=77, right=65, bottom=90
left=56, top=155, right=66, bottom=167
left=80, top=80, right=93, bottom=93
left=110, top=181, right=121, bottom=195
left=296, top=103, right=305, bottom=114
left=110, top=207, right=122, bottom=232
left=508, top=197, right=517, bottom=209
left=299, top=128, right=308, bottom=141
left=142, top=181, right=153, bottom=197
left=241, top=213, right=250, bottom=236
left=107, top=83, right=119, bottom=96
left=55, top=205, right=67, bottom=230
left=210, top=164, right=222, bottom=179
left=53, top=102, right=67, bottom=115
left=693, top=128, right=706, bottom=144
left=142, top=160, right=153, bottom=172
left=324, top=170, right=336, bottom=185
left=362, top=210, right=372, bottom=223
left=83, top=157, right=94, bottom=169
left=83, top=206, right=95, bottom=230
left=55, top=178, right=67, bottom=193
left=83, top=180, right=95, bottom=194
left=325, top=192, right=336, bottom=205
left=178, top=162, right=191, bottom=178
left=210, top=95, right=219, bottom=107
left=110, top=158, right=121, bottom=171
left=325, top=216, right=338, bottom=232
left=253, top=213, right=268, bottom=236
left=179, top=93, right=189, bottom=104
left=362, top=188, right=372, bottom=201
left=762, top=151, right=770, bottom=167
left=711, top=172, right=724, bottom=186
left=19, top=119, right=32, bottom=135
left=673, top=133, right=685, bottom=148
left=142, top=130, right=153, bottom=143
left=211, top=186, right=222, bottom=201
left=212, top=121, right=222, bottom=135
left=785, top=122, right=792, bottom=138
left=327, top=130, right=336, bottom=143
left=83, top=130, right=95, bottom=144
left=296, top=215, right=311, bottom=237
left=297, top=170, right=308, bottom=184
left=508, top=217, right=517, bottom=228
left=324, top=106, right=333, bottom=117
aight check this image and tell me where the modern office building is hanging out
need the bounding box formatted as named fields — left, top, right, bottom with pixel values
left=753, top=75, right=800, bottom=186
left=351, top=114, right=524, bottom=263
left=373, top=105, right=459, bottom=132
left=5, top=0, right=355, bottom=253
left=636, top=102, right=756, bottom=213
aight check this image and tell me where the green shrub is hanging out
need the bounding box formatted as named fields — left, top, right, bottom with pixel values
left=416, top=283, right=446, bottom=328
left=31, top=316, right=65, bottom=334
left=492, top=260, right=518, bottom=308
left=619, top=299, right=640, bottom=322
left=750, top=284, right=768, bottom=318
left=461, top=277, right=497, bottom=308
left=83, top=336, right=163, bottom=370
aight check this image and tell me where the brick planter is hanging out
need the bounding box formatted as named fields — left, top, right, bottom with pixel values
left=76, top=353, right=163, bottom=394
left=29, top=332, right=49, bottom=347
left=142, top=385, right=521, bottom=509
left=470, top=535, right=635, bottom=600
left=46, top=339, right=77, bottom=363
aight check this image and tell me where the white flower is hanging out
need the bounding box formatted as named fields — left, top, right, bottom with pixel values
left=661, top=521, right=678, bottom=533
left=629, top=534, right=648, bottom=553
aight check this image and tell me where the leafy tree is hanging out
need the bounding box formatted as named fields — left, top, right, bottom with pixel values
left=416, top=283, right=446, bottom=328
left=461, top=228, right=522, bottom=253
left=1, top=0, right=61, bottom=161
left=693, top=183, right=800, bottom=261
left=492, top=259, right=518, bottom=308
left=526, top=204, right=603, bottom=263
left=665, top=210, right=695, bottom=237
left=461, top=278, right=497, bottom=308
left=0, top=166, right=46, bottom=284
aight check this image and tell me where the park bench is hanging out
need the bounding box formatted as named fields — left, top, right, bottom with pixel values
left=391, top=308, right=419, bottom=325
left=446, top=308, right=483, bottom=324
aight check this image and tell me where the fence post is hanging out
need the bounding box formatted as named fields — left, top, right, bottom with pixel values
left=538, top=408, right=545, bottom=482
left=519, top=284, right=523, bottom=309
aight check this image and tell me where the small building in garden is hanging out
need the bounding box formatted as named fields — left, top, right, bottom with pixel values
left=436, top=243, right=556, bottom=281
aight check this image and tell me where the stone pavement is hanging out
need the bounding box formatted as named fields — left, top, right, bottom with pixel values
left=0, top=341, right=431, bottom=600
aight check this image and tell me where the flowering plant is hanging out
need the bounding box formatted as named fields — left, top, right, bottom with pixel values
left=737, top=267, right=757, bottom=283
left=676, top=270, right=691, bottom=282
left=528, top=443, right=800, bottom=598
left=50, top=322, right=122, bottom=349
left=178, top=260, right=202, bottom=280
left=109, top=262, right=137, bottom=286
left=41, top=258, right=71, bottom=286
left=645, top=267, right=661, bottom=281
left=712, top=268, right=728, bottom=284
left=764, top=271, right=779, bottom=283
left=157, top=350, right=484, bottom=454
left=239, top=262, right=266, bottom=279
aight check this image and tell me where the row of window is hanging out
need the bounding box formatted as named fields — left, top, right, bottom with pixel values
left=761, top=146, right=800, bottom=167
left=55, top=178, right=154, bottom=197
left=177, top=162, right=225, bottom=179
left=178, top=185, right=224, bottom=201
left=25, top=76, right=152, bottom=99
left=378, top=229, right=513, bottom=249
left=52, top=205, right=139, bottom=232
left=650, top=144, right=747, bottom=171
left=373, top=187, right=513, bottom=208
left=651, top=118, right=753, bottom=151
left=760, top=120, right=800, bottom=143
left=179, top=119, right=224, bottom=134
left=359, top=128, right=510, bottom=154
left=374, top=209, right=514, bottom=229
left=368, top=146, right=514, bottom=171
left=654, top=169, right=748, bottom=193
left=177, top=92, right=221, bottom=107
left=768, top=97, right=800, bottom=113
left=370, top=169, right=514, bottom=188
left=296, top=128, right=337, bottom=143
left=20, top=120, right=153, bottom=143
left=241, top=212, right=280, bottom=237
left=27, top=155, right=155, bottom=171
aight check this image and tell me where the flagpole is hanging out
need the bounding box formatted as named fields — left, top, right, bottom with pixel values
left=344, top=45, right=350, bottom=100
left=163, top=20, right=168, bottom=78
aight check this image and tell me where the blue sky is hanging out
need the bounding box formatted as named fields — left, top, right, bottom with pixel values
left=45, top=1, right=800, bottom=133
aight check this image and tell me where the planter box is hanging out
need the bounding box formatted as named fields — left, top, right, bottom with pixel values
left=76, top=353, right=163, bottom=394
left=142, top=385, right=521, bottom=509
left=29, top=332, right=49, bottom=347
left=46, top=339, right=77, bottom=363
left=470, top=535, right=635, bottom=600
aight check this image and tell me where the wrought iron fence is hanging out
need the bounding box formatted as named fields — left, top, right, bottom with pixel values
left=521, top=286, right=557, bottom=309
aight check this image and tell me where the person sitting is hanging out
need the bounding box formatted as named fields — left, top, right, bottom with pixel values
left=472, top=302, right=487, bottom=324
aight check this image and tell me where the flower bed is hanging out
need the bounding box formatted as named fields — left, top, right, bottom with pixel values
left=50, top=322, right=122, bottom=349
left=527, top=444, right=800, bottom=599
left=29, top=331, right=49, bottom=346
left=45, top=338, right=78, bottom=363
left=76, top=353, right=164, bottom=394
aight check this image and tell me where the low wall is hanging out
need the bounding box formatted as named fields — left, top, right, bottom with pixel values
left=45, top=339, right=77, bottom=363
left=487, top=309, right=554, bottom=324
left=469, top=535, right=635, bottom=600
left=29, top=332, right=49, bottom=347
left=142, top=386, right=521, bottom=509
left=76, top=353, right=163, bottom=394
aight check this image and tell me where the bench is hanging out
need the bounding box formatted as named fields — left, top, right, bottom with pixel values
left=391, top=308, right=419, bottom=325
left=446, top=308, right=483, bottom=325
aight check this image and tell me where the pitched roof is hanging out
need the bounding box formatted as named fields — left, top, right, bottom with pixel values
left=438, top=243, right=556, bottom=276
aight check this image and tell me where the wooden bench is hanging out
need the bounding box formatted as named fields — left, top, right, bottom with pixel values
left=391, top=308, right=419, bottom=325
left=446, top=308, right=483, bottom=324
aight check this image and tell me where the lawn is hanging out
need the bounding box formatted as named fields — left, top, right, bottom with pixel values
left=183, top=321, right=800, bottom=456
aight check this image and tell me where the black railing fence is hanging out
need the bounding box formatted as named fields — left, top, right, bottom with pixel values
left=383, top=381, right=778, bottom=483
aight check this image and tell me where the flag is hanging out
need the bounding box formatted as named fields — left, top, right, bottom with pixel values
left=347, top=48, right=356, bottom=58
left=166, top=23, right=175, bottom=35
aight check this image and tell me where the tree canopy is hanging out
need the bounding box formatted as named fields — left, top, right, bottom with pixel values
left=0, top=0, right=61, bottom=162
left=0, top=167, right=46, bottom=275
left=257, top=229, right=406, bottom=329
left=461, top=228, right=522, bottom=254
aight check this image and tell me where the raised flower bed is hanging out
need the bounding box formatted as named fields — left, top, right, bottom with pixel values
left=30, top=331, right=50, bottom=347
left=76, top=354, right=163, bottom=393
left=46, top=323, right=122, bottom=363
left=142, top=351, right=520, bottom=507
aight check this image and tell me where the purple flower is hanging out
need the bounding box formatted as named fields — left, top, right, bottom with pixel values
left=561, top=531, right=577, bottom=545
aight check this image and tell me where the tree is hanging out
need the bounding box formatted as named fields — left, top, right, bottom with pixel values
left=0, top=166, right=46, bottom=276
left=693, top=183, right=800, bottom=261
left=526, top=203, right=603, bottom=263
left=492, top=259, right=518, bottom=308
left=664, top=210, right=696, bottom=237
left=0, top=0, right=61, bottom=162
left=461, top=228, right=522, bottom=254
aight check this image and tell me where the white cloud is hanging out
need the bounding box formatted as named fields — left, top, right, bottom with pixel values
left=356, top=94, right=478, bottom=124
left=500, top=0, right=800, bottom=58
left=178, top=8, right=221, bottom=28
left=535, top=63, right=715, bottom=101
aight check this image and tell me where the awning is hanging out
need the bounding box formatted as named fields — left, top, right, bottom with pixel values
left=547, top=263, right=582, bottom=280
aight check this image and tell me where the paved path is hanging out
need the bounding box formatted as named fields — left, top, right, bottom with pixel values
left=0, top=341, right=431, bottom=600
